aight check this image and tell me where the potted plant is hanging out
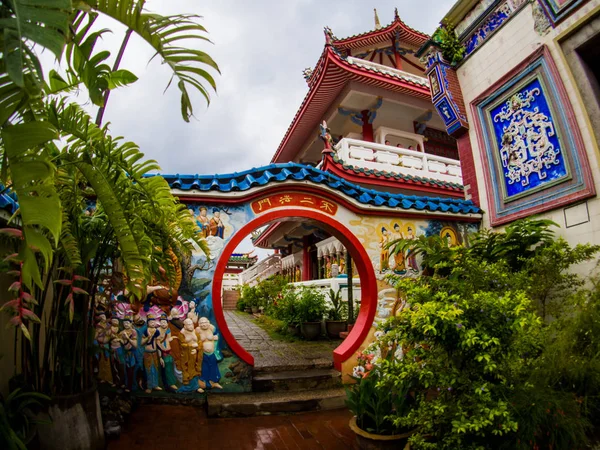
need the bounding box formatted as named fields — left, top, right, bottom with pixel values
left=346, top=335, right=415, bottom=449
left=296, top=287, right=326, bottom=340
left=277, top=288, right=300, bottom=335
left=325, top=288, right=347, bottom=338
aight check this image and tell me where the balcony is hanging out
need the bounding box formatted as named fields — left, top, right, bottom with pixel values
left=334, top=137, right=463, bottom=185
left=345, top=56, right=430, bottom=88
left=239, top=253, right=282, bottom=286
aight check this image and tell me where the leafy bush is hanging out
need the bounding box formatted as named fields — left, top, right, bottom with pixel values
left=431, top=21, right=465, bottom=65
left=296, top=287, right=326, bottom=323
left=0, top=388, right=50, bottom=450
left=378, top=219, right=600, bottom=449
left=326, top=288, right=347, bottom=321
left=271, top=287, right=300, bottom=327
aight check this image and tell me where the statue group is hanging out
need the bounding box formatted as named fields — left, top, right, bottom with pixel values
left=94, top=297, right=223, bottom=394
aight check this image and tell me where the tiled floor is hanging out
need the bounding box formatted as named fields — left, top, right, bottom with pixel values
left=224, top=311, right=341, bottom=370
left=108, top=405, right=358, bottom=450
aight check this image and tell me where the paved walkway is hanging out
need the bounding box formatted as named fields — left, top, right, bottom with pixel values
left=108, top=405, right=357, bottom=449
left=224, top=311, right=341, bottom=370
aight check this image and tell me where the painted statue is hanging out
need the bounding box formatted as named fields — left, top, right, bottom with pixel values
left=405, top=226, right=418, bottom=272
left=94, top=312, right=113, bottom=384
left=187, top=299, right=199, bottom=325
left=177, top=318, right=204, bottom=392
left=196, top=317, right=223, bottom=390
left=379, top=227, right=390, bottom=272
left=109, top=317, right=126, bottom=388
left=209, top=208, right=225, bottom=238
left=133, top=314, right=147, bottom=391
left=157, top=314, right=178, bottom=391
left=141, top=314, right=163, bottom=393
left=119, top=315, right=138, bottom=392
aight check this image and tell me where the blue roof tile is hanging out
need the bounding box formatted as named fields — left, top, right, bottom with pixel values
left=155, top=162, right=482, bottom=216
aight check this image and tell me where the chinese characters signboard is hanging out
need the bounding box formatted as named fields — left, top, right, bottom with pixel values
left=251, top=193, right=338, bottom=216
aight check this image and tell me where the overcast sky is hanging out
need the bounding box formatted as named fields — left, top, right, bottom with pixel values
left=78, top=0, right=456, bottom=257
left=92, top=0, right=456, bottom=176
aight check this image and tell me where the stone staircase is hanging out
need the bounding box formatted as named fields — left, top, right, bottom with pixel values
left=207, top=366, right=346, bottom=417
left=222, top=290, right=240, bottom=310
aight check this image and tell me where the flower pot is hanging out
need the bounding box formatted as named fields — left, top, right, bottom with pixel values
left=38, top=385, right=105, bottom=450
left=251, top=306, right=259, bottom=314
left=301, top=321, right=321, bottom=340
left=348, top=416, right=412, bottom=450
left=325, top=320, right=347, bottom=339
left=287, top=324, right=300, bottom=336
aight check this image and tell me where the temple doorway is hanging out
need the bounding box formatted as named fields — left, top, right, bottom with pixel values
left=221, top=216, right=364, bottom=373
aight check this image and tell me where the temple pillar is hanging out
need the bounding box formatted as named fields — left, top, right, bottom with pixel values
left=302, top=236, right=311, bottom=281
left=361, top=110, right=374, bottom=142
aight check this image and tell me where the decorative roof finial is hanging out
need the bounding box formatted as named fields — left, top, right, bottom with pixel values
left=394, top=7, right=400, bottom=21
left=324, top=26, right=334, bottom=45
left=302, top=67, right=314, bottom=82
left=374, top=8, right=381, bottom=29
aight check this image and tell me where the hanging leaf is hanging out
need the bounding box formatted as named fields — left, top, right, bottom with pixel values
left=54, top=279, right=73, bottom=286
left=107, top=69, right=138, bottom=89
left=20, top=323, right=31, bottom=341
left=0, top=228, right=23, bottom=238
left=71, top=286, right=89, bottom=296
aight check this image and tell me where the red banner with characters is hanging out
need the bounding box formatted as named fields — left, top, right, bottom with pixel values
left=251, top=193, right=338, bottom=216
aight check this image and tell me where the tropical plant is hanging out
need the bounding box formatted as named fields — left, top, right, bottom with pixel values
left=296, top=287, right=326, bottom=323
left=0, top=0, right=218, bottom=306
left=431, top=20, right=465, bottom=65
left=386, top=234, right=457, bottom=276
left=326, top=288, right=346, bottom=321
left=0, top=388, right=50, bottom=450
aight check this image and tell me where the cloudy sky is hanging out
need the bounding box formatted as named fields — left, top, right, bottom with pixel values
left=74, top=0, right=456, bottom=256
left=91, top=0, right=456, bottom=176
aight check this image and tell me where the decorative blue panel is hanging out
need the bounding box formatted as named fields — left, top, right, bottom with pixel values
left=435, top=97, right=459, bottom=128
left=489, top=77, right=568, bottom=198
left=538, top=0, right=590, bottom=25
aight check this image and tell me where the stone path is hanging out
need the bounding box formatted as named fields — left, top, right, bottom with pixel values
left=224, top=311, right=341, bottom=371
left=108, top=405, right=357, bottom=450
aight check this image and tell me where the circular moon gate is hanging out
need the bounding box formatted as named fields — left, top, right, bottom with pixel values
left=211, top=208, right=378, bottom=371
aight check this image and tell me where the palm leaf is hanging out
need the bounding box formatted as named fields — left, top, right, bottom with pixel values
left=81, top=0, right=219, bottom=121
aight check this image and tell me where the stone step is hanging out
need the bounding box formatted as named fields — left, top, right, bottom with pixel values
left=252, top=369, right=342, bottom=392
left=206, top=387, right=347, bottom=417
left=253, top=360, right=334, bottom=374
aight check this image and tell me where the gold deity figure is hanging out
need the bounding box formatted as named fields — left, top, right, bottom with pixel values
left=196, top=317, right=223, bottom=390
left=177, top=318, right=204, bottom=393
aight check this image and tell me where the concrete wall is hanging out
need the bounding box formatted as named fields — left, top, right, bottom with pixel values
left=457, top=1, right=600, bottom=254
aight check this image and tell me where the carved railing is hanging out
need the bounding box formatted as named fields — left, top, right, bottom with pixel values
left=239, top=253, right=282, bottom=286
left=290, top=277, right=362, bottom=306
left=334, top=138, right=463, bottom=185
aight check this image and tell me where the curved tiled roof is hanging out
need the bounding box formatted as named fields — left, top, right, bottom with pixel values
left=158, top=163, right=481, bottom=215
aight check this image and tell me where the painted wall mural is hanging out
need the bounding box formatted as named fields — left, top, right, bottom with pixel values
left=537, top=0, right=591, bottom=25
left=472, top=46, right=595, bottom=226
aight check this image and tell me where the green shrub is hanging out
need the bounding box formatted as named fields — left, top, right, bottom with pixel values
left=296, top=287, right=326, bottom=323
left=326, top=288, right=347, bottom=321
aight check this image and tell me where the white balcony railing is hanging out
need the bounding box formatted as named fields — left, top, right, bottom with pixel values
left=239, top=253, right=282, bottom=286
left=290, top=277, right=362, bottom=306
left=334, top=138, right=463, bottom=185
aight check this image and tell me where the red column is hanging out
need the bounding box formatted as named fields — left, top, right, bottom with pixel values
left=456, top=134, right=480, bottom=206
left=361, top=110, right=374, bottom=142
left=392, top=38, right=402, bottom=70
left=302, top=236, right=311, bottom=281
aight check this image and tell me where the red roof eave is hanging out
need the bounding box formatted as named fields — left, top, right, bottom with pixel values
left=331, top=18, right=429, bottom=50
left=271, top=47, right=431, bottom=164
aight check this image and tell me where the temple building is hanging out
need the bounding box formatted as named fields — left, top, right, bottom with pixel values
left=419, top=0, right=600, bottom=251
left=241, top=9, right=470, bottom=288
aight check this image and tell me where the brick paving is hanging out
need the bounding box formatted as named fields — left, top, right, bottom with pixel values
left=108, top=405, right=358, bottom=450
left=224, top=311, right=341, bottom=370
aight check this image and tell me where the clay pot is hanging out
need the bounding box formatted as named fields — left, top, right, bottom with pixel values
left=325, top=320, right=347, bottom=339
left=348, top=416, right=412, bottom=450
left=38, top=385, right=105, bottom=450
left=300, top=322, right=322, bottom=340
left=287, top=324, right=300, bottom=336
left=251, top=306, right=259, bottom=314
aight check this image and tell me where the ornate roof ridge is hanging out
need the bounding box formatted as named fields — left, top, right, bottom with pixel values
left=157, top=162, right=481, bottom=215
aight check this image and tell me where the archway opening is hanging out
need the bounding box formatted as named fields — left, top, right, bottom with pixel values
left=212, top=209, right=378, bottom=372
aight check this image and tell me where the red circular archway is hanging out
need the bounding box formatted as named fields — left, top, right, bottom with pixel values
left=211, top=208, right=378, bottom=371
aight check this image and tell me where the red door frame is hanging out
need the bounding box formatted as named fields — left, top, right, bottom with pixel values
left=211, top=209, right=378, bottom=371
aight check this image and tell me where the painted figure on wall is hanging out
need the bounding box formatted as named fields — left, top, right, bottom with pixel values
left=120, top=316, right=138, bottom=392
left=197, top=317, right=223, bottom=390
left=157, top=314, right=178, bottom=391
left=141, top=314, right=163, bottom=394
left=197, top=206, right=210, bottom=238
left=187, top=299, right=199, bottom=326
left=94, top=312, right=113, bottom=384
left=209, top=208, right=225, bottom=238
left=177, top=318, right=204, bottom=393
left=379, top=227, right=390, bottom=273
left=405, top=225, right=419, bottom=272
left=390, top=223, right=405, bottom=273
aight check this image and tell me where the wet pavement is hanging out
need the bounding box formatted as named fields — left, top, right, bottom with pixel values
left=224, top=311, right=341, bottom=370
left=108, top=405, right=357, bottom=449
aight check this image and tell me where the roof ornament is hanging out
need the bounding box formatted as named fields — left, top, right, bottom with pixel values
left=319, top=120, right=335, bottom=154
left=302, top=67, right=314, bottom=82
left=374, top=8, right=382, bottom=30
left=324, top=26, right=334, bottom=45
left=394, top=7, right=400, bottom=21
